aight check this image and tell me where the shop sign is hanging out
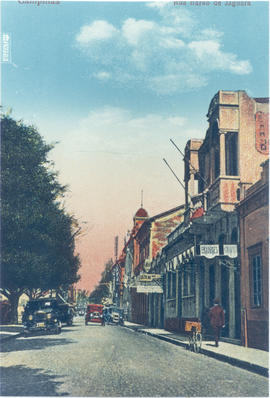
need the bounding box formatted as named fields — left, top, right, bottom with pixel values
left=200, top=245, right=219, bottom=259
left=136, top=285, right=163, bottom=294
left=223, top=245, right=237, bottom=258
left=139, top=274, right=161, bottom=282
left=255, top=112, right=269, bottom=155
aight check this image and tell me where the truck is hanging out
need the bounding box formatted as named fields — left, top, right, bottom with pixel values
left=85, top=304, right=104, bottom=326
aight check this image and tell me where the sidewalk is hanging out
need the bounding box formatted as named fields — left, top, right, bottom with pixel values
left=0, top=324, right=24, bottom=341
left=123, top=321, right=269, bottom=378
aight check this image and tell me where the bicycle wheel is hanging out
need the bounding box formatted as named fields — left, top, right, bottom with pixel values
left=188, top=335, right=194, bottom=351
left=194, top=332, right=202, bottom=353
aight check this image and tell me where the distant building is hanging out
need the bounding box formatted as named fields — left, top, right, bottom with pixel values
left=131, top=205, right=185, bottom=325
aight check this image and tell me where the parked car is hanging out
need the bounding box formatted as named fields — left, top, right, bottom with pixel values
left=58, top=303, right=74, bottom=326
left=22, top=298, right=62, bottom=336
left=103, top=306, right=124, bottom=326
left=78, top=308, right=85, bottom=316
left=85, top=304, right=104, bottom=326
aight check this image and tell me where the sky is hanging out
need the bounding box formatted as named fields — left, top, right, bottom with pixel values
left=1, top=0, right=269, bottom=293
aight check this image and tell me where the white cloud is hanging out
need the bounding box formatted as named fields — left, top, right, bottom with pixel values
left=76, top=20, right=117, bottom=44
left=188, top=40, right=220, bottom=58
left=147, top=2, right=170, bottom=10
left=122, top=18, right=156, bottom=46
left=188, top=40, right=252, bottom=74
left=199, top=28, right=224, bottom=40
left=160, top=37, right=185, bottom=49
left=75, top=4, right=252, bottom=94
left=227, top=60, right=252, bottom=75
left=64, top=107, right=188, bottom=156
left=148, top=73, right=208, bottom=95
left=93, top=71, right=111, bottom=80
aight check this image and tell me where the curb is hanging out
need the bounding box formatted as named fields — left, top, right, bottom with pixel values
left=124, top=326, right=269, bottom=378
left=0, top=332, right=24, bottom=342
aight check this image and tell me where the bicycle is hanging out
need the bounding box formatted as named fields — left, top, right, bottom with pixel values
left=185, top=321, right=202, bottom=353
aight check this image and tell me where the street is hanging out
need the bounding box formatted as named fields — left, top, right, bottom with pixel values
left=0, top=317, right=268, bottom=397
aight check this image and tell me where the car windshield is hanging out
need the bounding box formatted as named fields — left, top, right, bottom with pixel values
left=26, top=300, right=57, bottom=311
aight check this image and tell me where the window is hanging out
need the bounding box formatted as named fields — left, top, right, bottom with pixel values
left=167, top=271, right=176, bottom=299
left=183, top=270, right=188, bottom=296
left=225, top=132, right=238, bottom=176
left=167, top=273, right=171, bottom=298
left=213, top=122, right=220, bottom=179
left=250, top=254, right=262, bottom=307
left=172, top=272, right=176, bottom=297
left=214, top=148, right=220, bottom=179
left=182, top=266, right=195, bottom=297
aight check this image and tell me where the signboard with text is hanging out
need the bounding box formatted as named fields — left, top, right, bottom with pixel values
left=139, top=274, right=161, bottom=282
left=136, top=285, right=163, bottom=294
left=223, top=245, right=237, bottom=258
left=200, top=245, right=219, bottom=259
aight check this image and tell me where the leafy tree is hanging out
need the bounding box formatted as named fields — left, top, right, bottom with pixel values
left=89, top=259, right=113, bottom=304
left=1, top=115, right=81, bottom=322
left=77, top=289, right=89, bottom=307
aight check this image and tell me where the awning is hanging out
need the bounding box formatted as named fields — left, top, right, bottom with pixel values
left=191, top=209, right=227, bottom=225
left=165, top=246, right=195, bottom=270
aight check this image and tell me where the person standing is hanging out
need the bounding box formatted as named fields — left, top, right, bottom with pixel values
left=209, top=298, right=225, bottom=347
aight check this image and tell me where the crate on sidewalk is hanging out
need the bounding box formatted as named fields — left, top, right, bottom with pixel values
left=185, top=320, right=201, bottom=333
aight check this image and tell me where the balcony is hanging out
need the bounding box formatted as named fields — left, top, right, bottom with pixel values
left=207, top=175, right=240, bottom=211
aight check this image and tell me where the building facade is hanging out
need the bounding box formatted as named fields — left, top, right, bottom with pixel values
left=130, top=205, right=185, bottom=325
left=155, top=90, right=269, bottom=340
left=237, top=160, right=269, bottom=350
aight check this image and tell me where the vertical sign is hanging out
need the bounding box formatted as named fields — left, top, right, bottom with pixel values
left=255, top=112, right=269, bottom=155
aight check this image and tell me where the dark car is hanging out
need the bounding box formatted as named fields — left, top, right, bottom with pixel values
left=103, top=306, right=124, bottom=325
left=22, top=298, right=62, bottom=336
left=58, top=303, right=74, bottom=326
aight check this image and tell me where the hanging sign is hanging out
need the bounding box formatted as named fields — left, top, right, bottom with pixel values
left=200, top=245, right=219, bottom=259
left=223, top=245, right=237, bottom=258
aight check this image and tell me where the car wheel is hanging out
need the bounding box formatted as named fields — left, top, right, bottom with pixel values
left=55, top=321, right=62, bottom=334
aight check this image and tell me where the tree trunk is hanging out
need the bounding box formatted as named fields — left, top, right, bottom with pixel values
left=9, top=290, right=22, bottom=324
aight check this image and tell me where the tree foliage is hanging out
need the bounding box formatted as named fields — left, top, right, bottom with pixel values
left=1, top=115, right=81, bottom=321
left=88, top=259, right=113, bottom=304
left=77, top=289, right=89, bottom=307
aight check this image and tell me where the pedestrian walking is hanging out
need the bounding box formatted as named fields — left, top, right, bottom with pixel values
left=209, top=298, right=225, bottom=347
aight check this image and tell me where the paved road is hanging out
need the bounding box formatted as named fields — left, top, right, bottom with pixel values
left=0, top=317, right=268, bottom=396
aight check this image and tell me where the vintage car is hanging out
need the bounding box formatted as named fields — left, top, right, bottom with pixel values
left=58, top=303, right=74, bottom=326
left=103, top=306, right=124, bottom=326
left=85, top=304, right=104, bottom=325
left=77, top=308, right=85, bottom=316
left=22, top=298, right=62, bottom=336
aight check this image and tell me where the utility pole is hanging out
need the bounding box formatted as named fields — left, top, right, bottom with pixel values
left=114, top=236, right=118, bottom=262
left=163, top=158, right=193, bottom=203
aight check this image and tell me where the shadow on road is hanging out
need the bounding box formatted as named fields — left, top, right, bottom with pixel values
left=0, top=336, right=74, bottom=353
left=0, top=326, right=23, bottom=333
left=0, top=365, right=68, bottom=396
left=84, top=324, right=105, bottom=328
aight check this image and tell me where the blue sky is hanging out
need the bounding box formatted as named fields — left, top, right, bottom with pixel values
left=1, top=1, right=269, bottom=290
